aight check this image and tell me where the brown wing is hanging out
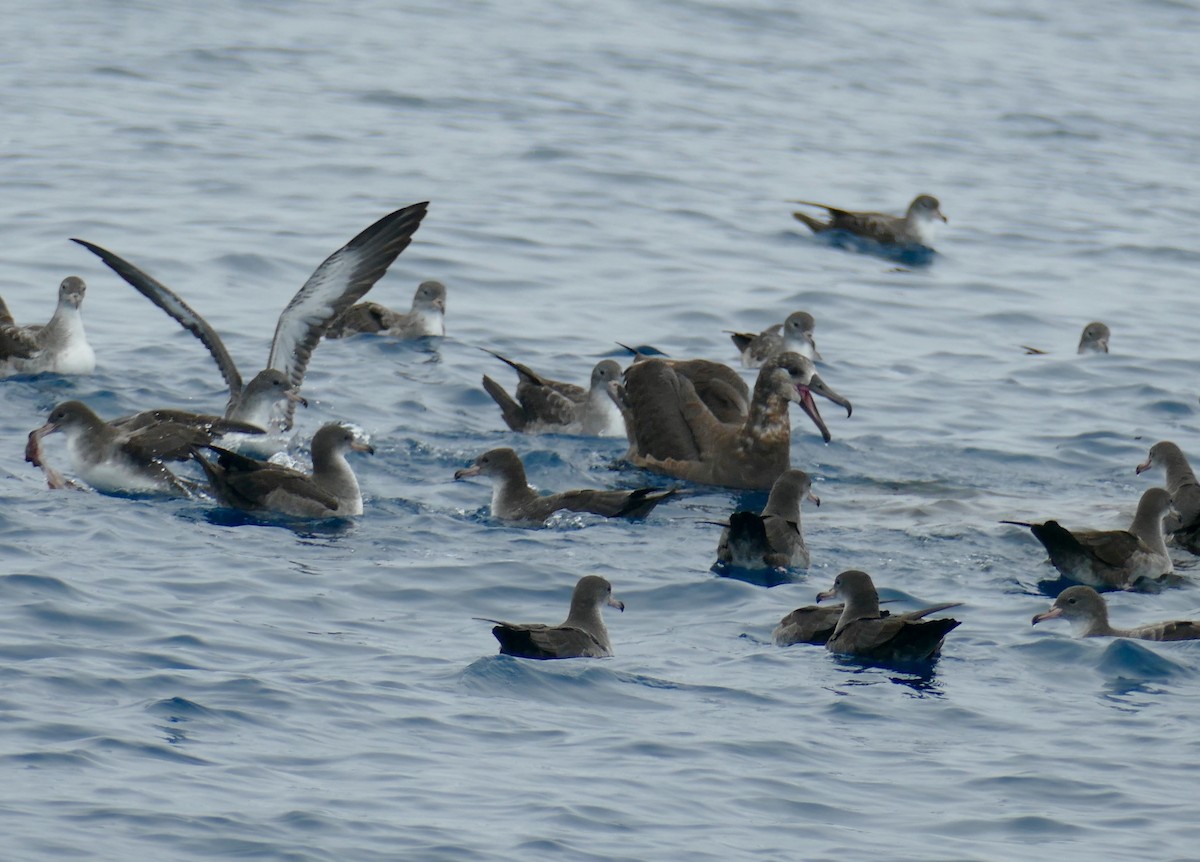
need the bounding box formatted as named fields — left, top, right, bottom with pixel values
left=325, top=302, right=396, bottom=337
left=668, top=359, right=749, bottom=423
left=0, top=297, right=39, bottom=360
left=1132, top=620, right=1200, bottom=642
left=1073, top=529, right=1144, bottom=569
left=547, top=487, right=673, bottom=519
left=623, top=359, right=702, bottom=461
left=489, top=621, right=609, bottom=659
left=773, top=604, right=843, bottom=646
left=194, top=448, right=338, bottom=513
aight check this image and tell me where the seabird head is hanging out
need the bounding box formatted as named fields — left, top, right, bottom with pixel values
left=782, top=311, right=820, bottom=360
left=1136, top=440, right=1185, bottom=476
left=768, top=469, right=820, bottom=511
left=589, top=359, right=623, bottom=391
left=1135, top=486, right=1176, bottom=524
left=1077, top=321, right=1110, bottom=354
left=58, top=276, right=87, bottom=309
left=762, top=352, right=852, bottom=443
left=244, top=369, right=308, bottom=408
left=454, top=447, right=524, bottom=482
left=816, top=569, right=877, bottom=606
left=413, top=280, right=446, bottom=313
left=1031, top=585, right=1108, bottom=631
left=312, top=423, right=374, bottom=460
left=33, top=400, right=103, bottom=440
left=908, top=194, right=947, bottom=223
left=573, top=574, right=625, bottom=614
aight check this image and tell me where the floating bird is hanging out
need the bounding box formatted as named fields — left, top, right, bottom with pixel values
left=0, top=277, right=95, bottom=375
left=727, top=311, right=820, bottom=367
left=480, top=350, right=624, bottom=436
left=192, top=423, right=373, bottom=517
left=325, top=279, right=446, bottom=338
left=72, top=201, right=428, bottom=430
left=24, top=400, right=248, bottom=495
left=1136, top=441, right=1200, bottom=551
left=454, top=447, right=674, bottom=525
left=1002, top=487, right=1176, bottom=590
left=1031, top=585, right=1200, bottom=640
left=815, top=570, right=961, bottom=661
left=477, top=575, right=624, bottom=659
left=615, top=352, right=851, bottom=490
left=1023, top=321, right=1110, bottom=356
left=715, top=470, right=819, bottom=569
left=791, top=195, right=947, bottom=247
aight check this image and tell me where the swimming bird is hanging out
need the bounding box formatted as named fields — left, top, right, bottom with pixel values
left=815, top=570, right=961, bottom=661
left=72, top=201, right=428, bottom=431
left=1023, top=321, right=1111, bottom=356
left=616, top=352, right=851, bottom=490
left=715, top=469, right=819, bottom=569
left=453, top=447, right=674, bottom=525
left=0, top=277, right=95, bottom=375
left=325, top=279, right=446, bottom=338
left=24, top=400, right=244, bottom=495
left=1031, top=585, right=1200, bottom=640
left=477, top=575, right=624, bottom=659
left=1002, top=487, right=1176, bottom=590
left=1136, top=441, right=1200, bottom=550
left=791, top=195, right=947, bottom=247
left=192, top=423, right=374, bottom=517
left=480, top=351, right=624, bottom=436
left=727, top=311, right=820, bottom=367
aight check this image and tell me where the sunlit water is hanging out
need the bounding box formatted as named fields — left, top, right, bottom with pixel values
left=3, top=1, right=1200, bottom=859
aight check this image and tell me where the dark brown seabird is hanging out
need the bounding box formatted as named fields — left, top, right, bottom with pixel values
left=477, top=575, right=624, bottom=659
left=815, top=570, right=961, bottom=660
left=1136, top=441, right=1200, bottom=551
left=192, top=423, right=374, bottom=517
left=0, top=277, right=95, bottom=376
left=616, top=352, right=851, bottom=490
left=716, top=469, right=819, bottom=569
left=71, top=201, right=428, bottom=431
left=1032, top=585, right=1200, bottom=641
left=791, top=194, right=947, bottom=247
left=727, top=311, right=820, bottom=368
left=480, top=350, right=624, bottom=437
left=1002, top=487, right=1175, bottom=590
left=325, top=279, right=446, bottom=338
left=454, top=447, right=674, bottom=525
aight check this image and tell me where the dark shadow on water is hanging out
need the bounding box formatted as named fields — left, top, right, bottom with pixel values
left=804, top=229, right=938, bottom=267
left=831, top=654, right=946, bottom=695
left=180, top=506, right=358, bottom=538
left=712, top=560, right=797, bottom=588
left=1036, top=572, right=1193, bottom=597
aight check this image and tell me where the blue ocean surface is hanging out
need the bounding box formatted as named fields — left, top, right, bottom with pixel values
left=3, top=1, right=1200, bottom=859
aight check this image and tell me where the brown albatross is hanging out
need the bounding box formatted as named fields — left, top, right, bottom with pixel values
left=478, top=575, right=624, bottom=659
left=815, top=570, right=961, bottom=661
left=325, top=279, right=446, bottom=338
left=0, top=277, right=95, bottom=376
left=715, top=469, right=819, bottom=569
left=72, top=201, right=428, bottom=431
left=615, top=352, right=851, bottom=490
left=192, top=423, right=373, bottom=517
left=791, top=194, right=947, bottom=247
left=1002, top=487, right=1175, bottom=590
left=480, top=350, right=624, bottom=437
left=1032, top=585, right=1200, bottom=641
left=453, top=447, right=674, bottom=525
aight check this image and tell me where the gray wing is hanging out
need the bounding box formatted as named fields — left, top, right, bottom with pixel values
left=325, top=301, right=397, bottom=337
left=1, top=297, right=39, bottom=360
left=71, top=238, right=244, bottom=410
left=267, top=202, right=429, bottom=428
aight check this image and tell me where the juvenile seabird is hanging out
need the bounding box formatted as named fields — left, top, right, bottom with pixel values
left=715, top=469, right=819, bottom=569
left=0, top=277, right=95, bottom=375
left=72, top=201, right=428, bottom=430
left=454, top=447, right=674, bottom=525
left=192, top=423, right=373, bottom=517
left=727, top=311, right=820, bottom=368
left=25, top=400, right=229, bottom=495
left=325, top=279, right=446, bottom=338
left=815, top=570, right=961, bottom=661
left=1136, top=441, right=1200, bottom=549
left=618, top=352, right=851, bottom=490
left=1031, top=585, right=1200, bottom=640
left=1002, top=487, right=1176, bottom=590
left=480, top=351, right=624, bottom=436
left=477, top=575, right=624, bottom=659
left=791, top=195, right=947, bottom=247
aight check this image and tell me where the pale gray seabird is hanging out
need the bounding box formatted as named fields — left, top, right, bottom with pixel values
left=728, top=311, right=820, bottom=368
left=325, top=279, right=446, bottom=338
left=481, top=350, right=624, bottom=437
left=791, top=194, right=947, bottom=247
left=0, top=277, right=95, bottom=376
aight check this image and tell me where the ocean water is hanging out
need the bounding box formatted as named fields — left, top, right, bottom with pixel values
left=3, top=1, right=1200, bottom=859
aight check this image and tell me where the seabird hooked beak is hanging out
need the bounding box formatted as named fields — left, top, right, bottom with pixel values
left=1135, top=456, right=1152, bottom=475
left=454, top=463, right=482, bottom=480
left=793, top=373, right=852, bottom=444
left=608, top=596, right=625, bottom=612
left=815, top=586, right=838, bottom=603
left=286, top=389, right=309, bottom=409
left=808, top=489, right=821, bottom=507
left=1031, top=606, right=1063, bottom=626
left=350, top=439, right=375, bottom=455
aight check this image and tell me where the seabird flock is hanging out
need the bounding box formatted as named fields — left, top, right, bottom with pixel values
left=5, top=195, right=1198, bottom=663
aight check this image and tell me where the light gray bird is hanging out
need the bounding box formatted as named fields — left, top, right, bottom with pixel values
left=0, top=277, right=95, bottom=376
left=791, top=194, right=947, bottom=247
left=727, top=311, right=820, bottom=368
left=478, top=575, right=625, bottom=659
left=325, top=279, right=446, bottom=338
left=481, top=351, right=624, bottom=436
left=1032, top=585, right=1200, bottom=640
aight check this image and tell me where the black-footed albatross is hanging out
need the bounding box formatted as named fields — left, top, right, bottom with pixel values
left=478, top=575, right=624, bottom=659
left=192, top=422, right=374, bottom=517
left=616, top=352, right=851, bottom=491
left=715, top=469, right=819, bottom=569
left=454, top=447, right=674, bottom=525
left=727, top=311, right=820, bottom=368
left=325, top=279, right=446, bottom=338
left=72, top=201, right=428, bottom=431
left=0, top=277, right=95, bottom=376
left=815, top=570, right=961, bottom=661
left=1032, top=585, right=1200, bottom=640
left=1002, top=487, right=1175, bottom=590
left=791, top=194, right=947, bottom=247
left=480, top=350, right=624, bottom=437
left=1136, top=441, right=1200, bottom=551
